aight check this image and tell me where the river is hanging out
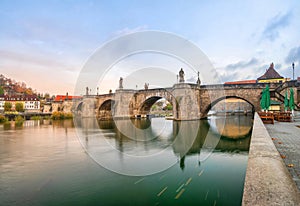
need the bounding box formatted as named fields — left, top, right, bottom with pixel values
left=0, top=115, right=252, bottom=206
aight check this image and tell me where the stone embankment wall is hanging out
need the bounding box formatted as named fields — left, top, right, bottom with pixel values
left=242, top=113, right=300, bottom=205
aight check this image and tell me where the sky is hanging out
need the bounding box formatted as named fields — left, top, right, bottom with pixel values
left=1, top=0, right=300, bottom=95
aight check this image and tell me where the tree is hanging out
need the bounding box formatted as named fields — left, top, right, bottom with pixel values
left=15, top=102, right=24, bottom=112
left=44, top=93, right=50, bottom=99
left=4, top=102, right=12, bottom=112
left=165, top=103, right=173, bottom=110
left=0, top=86, right=4, bottom=95
left=151, top=105, right=157, bottom=111
left=25, top=88, right=33, bottom=95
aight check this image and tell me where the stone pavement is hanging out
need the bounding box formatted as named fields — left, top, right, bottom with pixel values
left=265, top=113, right=300, bottom=191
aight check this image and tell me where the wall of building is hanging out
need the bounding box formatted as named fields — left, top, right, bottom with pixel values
left=43, top=104, right=52, bottom=113
left=258, top=78, right=286, bottom=83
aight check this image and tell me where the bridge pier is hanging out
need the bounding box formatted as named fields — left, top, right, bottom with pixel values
left=113, top=89, right=135, bottom=119
left=80, top=97, right=97, bottom=118
left=172, top=83, right=201, bottom=120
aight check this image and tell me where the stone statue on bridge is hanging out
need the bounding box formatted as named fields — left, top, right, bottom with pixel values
left=196, top=71, right=201, bottom=86
left=119, top=77, right=123, bottom=89
left=144, top=83, right=149, bottom=90
left=179, top=68, right=185, bottom=83
left=86, top=87, right=89, bottom=95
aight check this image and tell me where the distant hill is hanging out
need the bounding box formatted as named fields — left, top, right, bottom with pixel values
left=0, top=74, right=37, bottom=96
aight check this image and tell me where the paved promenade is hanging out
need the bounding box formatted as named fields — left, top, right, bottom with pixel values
left=265, top=113, right=300, bottom=191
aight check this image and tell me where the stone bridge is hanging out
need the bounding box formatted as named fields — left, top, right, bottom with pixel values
left=72, top=80, right=299, bottom=120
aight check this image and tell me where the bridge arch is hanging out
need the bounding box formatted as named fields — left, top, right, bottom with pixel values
left=76, top=102, right=83, bottom=113
left=97, top=99, right=115, bottom=120
left=203, top=95, right=255, bottom=116
left=138, top=95, right=174, bottom=117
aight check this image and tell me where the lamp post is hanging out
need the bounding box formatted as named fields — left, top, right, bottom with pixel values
left=292, top=62, right=295, bottom=80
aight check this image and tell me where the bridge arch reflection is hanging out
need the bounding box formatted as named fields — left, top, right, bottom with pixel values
left=208, top=115, right=253, bottom=139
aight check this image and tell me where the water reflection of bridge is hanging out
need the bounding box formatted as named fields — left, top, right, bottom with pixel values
left=75, top=116, right=252, bottom=163
left=208, top=115, right=252, bottom=139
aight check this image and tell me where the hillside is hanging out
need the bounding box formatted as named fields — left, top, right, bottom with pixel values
left=0, top=74, right=36, bottom=96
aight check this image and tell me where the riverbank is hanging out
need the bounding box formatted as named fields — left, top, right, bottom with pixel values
left=242, top=113, right=300, bottom=205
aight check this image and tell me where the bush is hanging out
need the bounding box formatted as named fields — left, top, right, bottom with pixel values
left=15, top=116, right=24, bottom=127
left=51, top=111, right=62, bottom=120
left=0, top=115, right=8, bottom=123
left=64, top=112, right=73, bottom=119
left=165, top=103, right=173, bottom=110
left=43, top=115, right=51, bottom=120
left=51, top=111, right=73, bottom=120
left=14, top=115, right=24, bottom=123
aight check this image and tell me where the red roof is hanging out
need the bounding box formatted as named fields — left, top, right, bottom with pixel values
left=54, top=95, right=82, bottom=101
left=225, top=80, right=257, bottom=85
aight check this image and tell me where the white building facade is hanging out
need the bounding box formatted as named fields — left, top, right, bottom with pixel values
left=0, top=95, right=40, bottom=113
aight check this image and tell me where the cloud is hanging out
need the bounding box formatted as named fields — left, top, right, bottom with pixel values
left=285, top=46, right=300, bottom=64
left=218, top=58, right=263, bottom=82
left=262, top=12, right=292, bottom=41
left=186, top=76, right=197, bottom=83
left=224, top=58, right=259, bottom=70
left=112, top=25, right=148, bottom=37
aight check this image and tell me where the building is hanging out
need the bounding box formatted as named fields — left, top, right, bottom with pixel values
left=45, top=93, right=82, bottom=113
left=257, top=63, right=285, bottom=83
left=0, top=95, right=40, bottom=113
left=23, top=95, right=40, bottom=112
left=0, top=95, right=5, bottom=112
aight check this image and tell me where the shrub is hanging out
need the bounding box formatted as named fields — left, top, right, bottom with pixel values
left=43, top=115, right=51, bottom=120
left=0, top=115, right=8, bottom=123
left=165, top=103, right=173, bottom=110
left=64, top=112, right=73, bottom=119
left=51, top=111, right=73, bottom=120
left=14, top=115, right=24, bottom=126
left=14, top=115, right=24, bottom=122
left=51, top=111, right=62, bottom=120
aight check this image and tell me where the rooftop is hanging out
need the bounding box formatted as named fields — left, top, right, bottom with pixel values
left=257, top=63, right=283, bottom=80
left=0, top=94, right=39, bottom=101
left=225, top=80, right=257, bottom=85
left=54, top=95, right=82, bottom=101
